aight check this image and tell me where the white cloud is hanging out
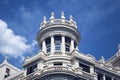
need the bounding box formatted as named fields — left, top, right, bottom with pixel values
left=0, top=19, right=36, bottom=60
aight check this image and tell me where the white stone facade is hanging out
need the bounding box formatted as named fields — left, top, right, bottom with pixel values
left=0, top=58, right=21, bottom=80
left=0, top=12, right=120, bottom=80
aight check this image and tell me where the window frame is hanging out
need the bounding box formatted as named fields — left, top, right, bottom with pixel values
left=46, top=37, right=51, bottom=53
left=65, top=37, right=71, bottom=52
left=79, top=62, right=90, bottom=73
left=54, top=36, right=61, bottom=51
left=54, top=62, right=63, bottom=66
left=27, top=63, right=37, bottom=75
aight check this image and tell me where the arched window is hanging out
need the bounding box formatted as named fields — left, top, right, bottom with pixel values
left=46, top=38, right=51, bottom=53
left=54, top=36, right=61, bottom=51
left=65, top=37, right=71, bottom=52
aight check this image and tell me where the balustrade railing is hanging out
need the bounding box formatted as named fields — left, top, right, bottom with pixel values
left=42, top=66, right=73, bottom=73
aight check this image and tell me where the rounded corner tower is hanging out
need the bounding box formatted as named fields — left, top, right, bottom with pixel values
left=37, top=12, right=80, bottom=54
left=6, top=12, right=120, bottom=80
left=34, top=12, right=84, bottom=80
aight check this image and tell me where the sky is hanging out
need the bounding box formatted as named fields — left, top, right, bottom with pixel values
left=0, top=0, right=120, bottom=69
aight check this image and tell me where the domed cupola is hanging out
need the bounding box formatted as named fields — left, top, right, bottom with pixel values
left=37, top=12, right=80, bottom=54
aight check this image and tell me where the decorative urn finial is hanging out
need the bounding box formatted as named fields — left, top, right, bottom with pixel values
left=70, top=15, right=73, bottom=22
left=43, top=16, right=47, bottom=24
left=3, top=56, right=8, bottom=63
left=50, top=12, right=55, bottom=23
left=99, top=56, right=105, bottom=63
left=61, top=11, right=65, bottom=22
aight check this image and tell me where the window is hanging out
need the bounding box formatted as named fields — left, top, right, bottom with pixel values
left=97, top=73, right=103, bottom=80
left=54, top=62, right=62, bottom=66
left=27, top=64, right=37, bottom=75
left=54, top=36, right=61, bottom=51
left=65, top=37, right=71, bottom=52
left=4, top=68, right=10, bottom=78
left=46, top=38, right=51, bottom=53
left=65, top=45, right=70, bottom=52
left=106, top=76, right=111, bottom=80
left=74, top=42, right=77, bottom=48
left=79, top=63, right=90, bottom=73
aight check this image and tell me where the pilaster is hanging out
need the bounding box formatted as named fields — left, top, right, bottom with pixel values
left=51, top=36, right=55, bottom=54
left=90, top=65, right=94, bottom=74
left=38, top=61, right=44, bottom=70
left=74, top=60, right=79, bottom=69
left=103, top=74, right=106, bottom=80
left=70, top=39, right=74, bottom=52
left=42, top=40, right=46, bottom=53
left=61, top=36, right=65, bottom=53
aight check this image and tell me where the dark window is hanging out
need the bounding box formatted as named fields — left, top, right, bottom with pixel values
left=97, top=73, right=103, bottom=80
left=106, top=76, right=111, bottom=80
left=27, top=64, right=37, bottom=75
left=74, top=42, right=77, bottom=48
left=54, top=62, right=62, bottom=66
left=4, top=68, right=10, bottom=78
left=65, top=45, right=70, bottom=52
left=65, top=37, right=71, bottom=52
left=79, top=63, right=90, bottom=73
left=54, top=36, right=61, bottom=51
left=46, top=38, right=51, bottom=53
left=40, top=44, right=42, bottom=50
left=46, top=45, right=51, bottom=52
left=55, top=44, right=61, bottom=50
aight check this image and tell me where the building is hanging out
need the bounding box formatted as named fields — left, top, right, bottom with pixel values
left=0, top=12, right=120, bottom=80
left=0, top=57, right=22, bottom=80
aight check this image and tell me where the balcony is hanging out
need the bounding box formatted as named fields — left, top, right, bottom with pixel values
left=42, top=66, right=74, bottom=74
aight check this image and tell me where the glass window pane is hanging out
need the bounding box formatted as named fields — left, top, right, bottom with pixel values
left=55, top=36, right=61, bottom=51
left=79, top=63, right=90, bottom=73
left=46, top=38, right=51, bottom=53
left=65, top=37, right=71, bottom=43
left=4, top=68, right=10, bottom=78
left=27, top=64, right=37, bottom=75
left=55, top=44, right=61, bottom=51
left=74, top=42, right=77, bottom=48
left=65, top=37, right=71, bottom=52
left=46, top=38, right=51, bottom=44
left=54, top=36, right=61, bottom=43
left=54, top=62, right=62, bottom=66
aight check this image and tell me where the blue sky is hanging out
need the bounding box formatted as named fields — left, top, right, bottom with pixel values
left=0, top=0, right=120, bottom=69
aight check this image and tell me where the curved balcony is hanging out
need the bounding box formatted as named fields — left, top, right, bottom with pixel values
left=40, top=66, right=76, bottom=77
left=42, top=66, right=74, bottom=73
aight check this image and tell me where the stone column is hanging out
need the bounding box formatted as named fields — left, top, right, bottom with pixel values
left=61, top=36, right=65, bottom=53
left=24, top=68, right=27, bottom=76
left=90, top=65, right=94, bottom=74
left=74, top=60, right=79, bottom=69
left=70, top=39, right=74, bottom=52
left=51, top=36, right=55, bottom=54
left=103, top=74, right=106, bottom=80
left=38, top=61, right=44, bottom=70
left=42, top=40, right=46, bottom=53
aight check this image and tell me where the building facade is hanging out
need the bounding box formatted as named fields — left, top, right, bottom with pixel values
left=1, top=12, right=120, bottom=80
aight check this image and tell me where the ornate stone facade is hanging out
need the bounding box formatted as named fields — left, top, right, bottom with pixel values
left=0, top=12, right=120, bottom=80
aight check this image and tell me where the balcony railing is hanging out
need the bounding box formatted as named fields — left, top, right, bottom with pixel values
left=41, top=19, right=76, bottom=29
left=42, top=66, right=74, bottom=73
